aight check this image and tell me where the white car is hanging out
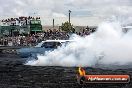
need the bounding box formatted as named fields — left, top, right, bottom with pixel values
left=17, top=40, right=74, bottom=58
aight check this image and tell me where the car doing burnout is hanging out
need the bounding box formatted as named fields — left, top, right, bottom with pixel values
left=17, top=40, right=74, bottom=58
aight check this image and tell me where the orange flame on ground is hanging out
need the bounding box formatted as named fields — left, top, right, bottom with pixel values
left=78, top=67, right=86, bottom=76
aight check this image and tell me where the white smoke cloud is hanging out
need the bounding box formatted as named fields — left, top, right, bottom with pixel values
left=26, top=21, right=132, bottom=67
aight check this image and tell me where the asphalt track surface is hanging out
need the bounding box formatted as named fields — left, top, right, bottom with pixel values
left=0, top=53, right=132, bottom=88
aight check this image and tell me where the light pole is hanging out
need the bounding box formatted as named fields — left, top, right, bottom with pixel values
left=53, top=19, right=54, bottom=28
left=69, top=10, right=71, bottom=24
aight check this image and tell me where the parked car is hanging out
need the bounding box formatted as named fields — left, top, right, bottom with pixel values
left=17, top=40, right=74, bottom=58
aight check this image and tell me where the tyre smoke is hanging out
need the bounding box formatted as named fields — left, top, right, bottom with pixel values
left=26, top=21, right=132, bottom=67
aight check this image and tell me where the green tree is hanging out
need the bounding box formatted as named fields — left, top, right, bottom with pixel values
left=61, top=21, right=75, bottom=33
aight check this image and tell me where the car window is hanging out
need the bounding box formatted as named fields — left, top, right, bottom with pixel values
left=62, top=41, right=72, bottom=46
left=41, top=42, right=62, bottom=48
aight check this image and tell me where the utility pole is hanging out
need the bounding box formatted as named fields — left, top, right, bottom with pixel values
left=53, top=19, right=55, bottom=28
left=69, top=10, right=71, bottom=24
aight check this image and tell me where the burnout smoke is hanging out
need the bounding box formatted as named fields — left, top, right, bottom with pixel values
left=26, top=21, right=132, bottom=67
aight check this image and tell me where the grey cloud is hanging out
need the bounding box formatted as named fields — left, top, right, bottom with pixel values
left=0, top=0, right=132, bottom=25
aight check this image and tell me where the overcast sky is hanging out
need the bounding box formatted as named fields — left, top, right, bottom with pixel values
left=0, top=0, right=132, bottom=26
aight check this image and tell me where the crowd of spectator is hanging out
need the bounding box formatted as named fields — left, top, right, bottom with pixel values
left=1, top=16, right=40, bottom=26
left=76, top=27, right=96, bottom=36
left=0, top=29, right=70, bottom=47
left=0, top=26, right=96, bottom=47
